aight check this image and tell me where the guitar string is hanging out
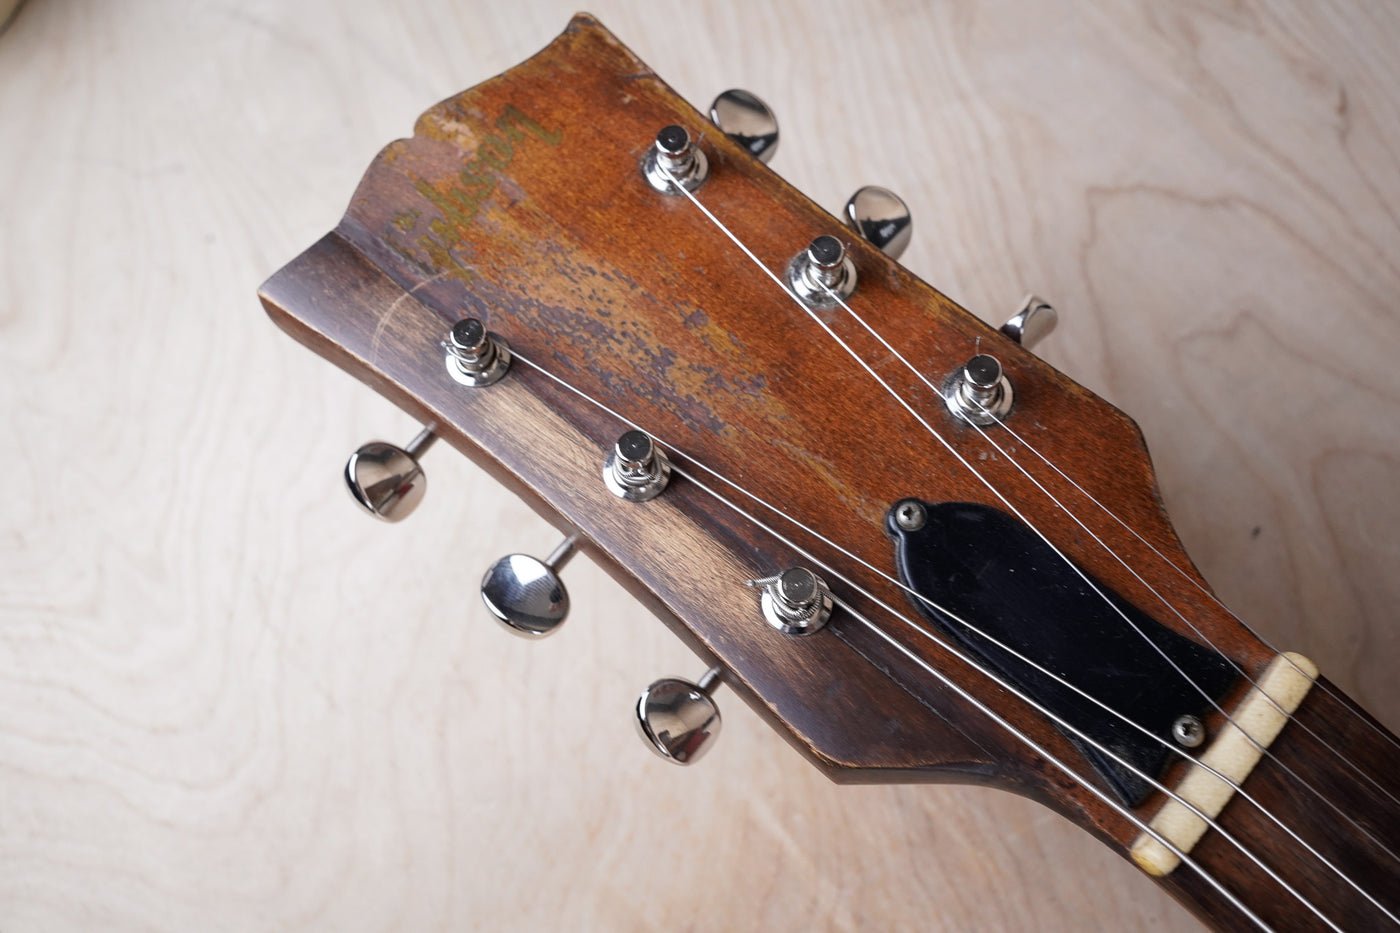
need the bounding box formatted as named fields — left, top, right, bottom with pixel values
left=819, top=284, right=1400, bottom=823
left=827, top=596, right=1277, bottom=933
left=511, top=347, right=1388, bottom=924
left=658, top=163, right=1400, bottom=913
left=502, top=365, right=1283, bottom=929
left=657, top=165, right=1397, bottom=867
left=828, top=593, right=1277, bottom=933
left=957, top=391, right=1400, bottom=831
left=816, top=285, right=1400, bottom=855
left=661, top=173, right=1281, bottom=752
left=961, top=397, right=1400, bottom=787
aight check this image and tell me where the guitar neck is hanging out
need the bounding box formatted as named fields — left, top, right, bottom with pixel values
left=1152, top=678, right=1400, bottom=930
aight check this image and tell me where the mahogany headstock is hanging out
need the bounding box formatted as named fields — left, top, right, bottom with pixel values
left=258, top=13, right=1274, bottom=853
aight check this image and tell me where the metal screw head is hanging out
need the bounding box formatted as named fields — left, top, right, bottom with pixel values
left=344, top=441, right=426, bottom=522
left=844, top=185, right=912, bottom=260
left=480, top=554, right=570, bottom=638
left=635, top=676, right=722, bottom=765
left=709, top=88, right=779, bottom=163
left=1172, top=714, right=1206, bottom=749
left=893, top=500, right=927, bottom=532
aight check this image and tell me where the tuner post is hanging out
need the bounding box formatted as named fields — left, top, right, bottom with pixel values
left=444, top=317, right=511, bottom=387
left=786, top=235, right=858, bottom=309
left=642, top=124, right=709, bottom=194
left=756, top=567, right=833, bottom=635
left=603, top=430, right=672, bottom=502
left=943, top=353, right=1014, bottom=426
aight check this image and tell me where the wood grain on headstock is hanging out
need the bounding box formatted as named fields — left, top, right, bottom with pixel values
left=260, top=15, right=1400, bottom=930
left=267, top=8, right=1243, bottom=799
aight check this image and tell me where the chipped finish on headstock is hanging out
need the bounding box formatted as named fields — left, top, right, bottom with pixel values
left=260, top=15, right=1400, bottom=931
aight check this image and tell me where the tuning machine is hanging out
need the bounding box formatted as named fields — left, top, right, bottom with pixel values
left=603, top=430, right=672, bottom=502
left=944, top=353, right=1014, bottom=426
left=999, top=294, right=1058, bottom=350
left=444, top=317, right=511, bottom=387
left=344, top=427, right=437, bottom=521
left=480, top=533, right=580, bottom=638
left=844, top=185, right=912, bottom=260
left=756, top=567, right=833, bottom=635
left=635, top=666, right=724, bottom=765
left=709, top=89, right=779, bottom=163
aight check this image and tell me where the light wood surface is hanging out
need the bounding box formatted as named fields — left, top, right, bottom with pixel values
left=2, top=1, right=1398, bottom=930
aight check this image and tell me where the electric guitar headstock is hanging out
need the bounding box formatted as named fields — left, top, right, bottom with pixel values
left=260, top=16, right=1400, bottom=931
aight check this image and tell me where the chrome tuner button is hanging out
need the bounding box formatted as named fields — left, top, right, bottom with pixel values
left=480, top=533, right=579, bottom=638
left=642, top=124, right=709, bottom=194
left=344, top=427, right=437, bottom=522
left=786, top=234, right=857, bottom=309
left=709, top=89, right=779, bottom=164
left=892, top=499, right=927, bottom=533
left=635, top=666, right=723, bottom=765
left=999, top=294, right=1059, bottom=350
left=603, top=430, right=672, bottom=502
left=844, top=185, right=912, bottom=260
left=758, top=567, right=833, bottom=635
left=944, top=353, right=1014, bottom=426
left=444, top=317, right=511, bottom=387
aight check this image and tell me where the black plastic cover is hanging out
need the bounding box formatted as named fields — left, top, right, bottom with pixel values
left=887, top=500, right=1237, bottom=806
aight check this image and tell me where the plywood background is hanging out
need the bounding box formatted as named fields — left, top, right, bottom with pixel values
left=2, top=1, right=1398, bottom=929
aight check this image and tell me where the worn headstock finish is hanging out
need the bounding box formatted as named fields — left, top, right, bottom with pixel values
left=261, top=15, right=1399, bottom=931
